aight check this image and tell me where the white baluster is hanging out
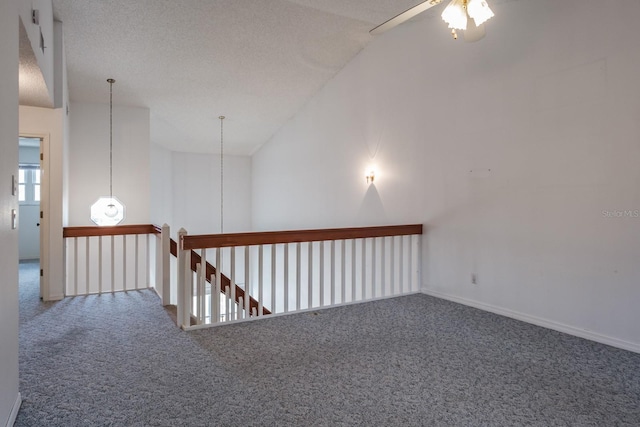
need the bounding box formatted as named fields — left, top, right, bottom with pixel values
left=145, top=233, right=150, bottom=290
left=196, top=262, right=203, bottom=325
left=135, top=234, right=139, bottom=290
left=408, top=235, right=413, bottom=292
left=390, top=236, right=396, bottom=296
left=319, top=241, right=325, bottom=307
left=399, top=235, right=404, bottom=294
left=85, top=237, right=90, bottom=295
left=214, top=248, right=221, bottom=324
left=201, top=250, right=208, bottom=324
left=416, top=234, right=422, bottom=292
left=230, top=280, right=236, bottom=321
left=244, top=246, right=250, bottom=317
left=341, top=240, right=346, bottom=304
left=308, top=241, right=313, bottom=309
left=330, top=240, right=335, bottom=306
left=230, top=247, right=236, bottom=320
left=211, top=270, right=222, bottom=323
left=258, top=245, right=264, bottom=316
left=361, top=238, right=366, bottom=301
left=381, top=237, right=386, bottom=298
left=351, top=239, right=356, bottom=303
left=73, top=237, right=78, bottom=296
left=371, top=238, right=377, bottom=299
left=296, top=242, right=301, bottom=311
left=177, top=228, right=191, bottom=329
left=284, top=243, right=289, bottom=313
left=98, top=235, right=103, bottom=295
left=271, top=244, right=276, bottom=313
left=161, top=224, right=170, bottom=305
left=122, top=235, right=127, bottom=291
left=224, top=284, right=235, bottom=322
left=110, top=235, right=115, bottom=293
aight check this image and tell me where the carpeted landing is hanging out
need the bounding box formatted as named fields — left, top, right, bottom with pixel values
left=16, top=260, right=640, bottom=426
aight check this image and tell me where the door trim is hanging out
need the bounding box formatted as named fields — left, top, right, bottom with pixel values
left=19, top=132, right=49, bottom=300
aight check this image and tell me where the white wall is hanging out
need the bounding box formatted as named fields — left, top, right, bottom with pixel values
left=252, top=0, right=640, bottom=351
left=150, top=143, right=173, bottom=228
left=172, top=152, right=252, bottom=235
left=0, top=0, right=21, bottom=424
left=20, top=105, right=66, bottom=300
left=68, top=102, right=150, bottom=226
left=149, top=145, right=252, bottom=304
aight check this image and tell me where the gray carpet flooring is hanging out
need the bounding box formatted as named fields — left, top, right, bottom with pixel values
left=16, top=260, right=640, bottom=426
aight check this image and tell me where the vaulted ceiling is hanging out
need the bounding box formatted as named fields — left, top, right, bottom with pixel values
left=52, top=0, right=506, bottom=155
left=51, top=0, right=438, bottom=155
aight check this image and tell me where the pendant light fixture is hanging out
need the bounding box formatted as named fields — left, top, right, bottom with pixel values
left=219, top=115, right=225, bottom=234
left=90, top=78, right=125, bottom=226
left=441, top=0, right=494, bottom=40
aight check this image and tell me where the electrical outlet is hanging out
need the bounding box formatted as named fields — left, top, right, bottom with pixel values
left=471, top=273, right=477, bottom=285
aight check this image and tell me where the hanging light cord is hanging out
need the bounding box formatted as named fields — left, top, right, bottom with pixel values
left=108, top=78, right=115, bottom=200
left=219, top=116, right=225, bottom=234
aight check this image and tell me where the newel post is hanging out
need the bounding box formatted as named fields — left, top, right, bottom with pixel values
left=176, top=228, right=191, bottom=329
left=160, top=224, right=171, bottom=306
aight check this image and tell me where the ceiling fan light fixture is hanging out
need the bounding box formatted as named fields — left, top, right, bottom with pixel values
left=467, top=0, right=494, bottom=26
left=442, top=0, right=468, bottom=30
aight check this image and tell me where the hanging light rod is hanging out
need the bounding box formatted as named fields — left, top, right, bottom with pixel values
left=107, top=79, right=115, bottom=204
left=219, top=115, right=225, bottom=235
left=90, top=78, right=125, bottom=226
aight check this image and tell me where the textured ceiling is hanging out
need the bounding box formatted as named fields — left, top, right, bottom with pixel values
left=52, top=0, right=439, bottom=155
left=19, top=19, right=53, bottom=109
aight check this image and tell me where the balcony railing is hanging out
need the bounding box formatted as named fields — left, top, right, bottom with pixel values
left=177, top=224, right=423, bottom=330
left=63, top=224, right=166, bottom=298
left=63, top=223, right=424, bottom=330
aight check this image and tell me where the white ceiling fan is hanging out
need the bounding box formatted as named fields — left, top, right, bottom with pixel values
left=370, top=0, right=495, bottom=42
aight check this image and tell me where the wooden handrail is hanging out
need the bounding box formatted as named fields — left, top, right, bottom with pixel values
left=62, top=224, right=269, bottom=316
left=182, top=224, right=423, bottom=250
left=63, top=224, right=159, bottom=238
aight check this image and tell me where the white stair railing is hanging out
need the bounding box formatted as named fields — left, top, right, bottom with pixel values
left=176, top=224, right=423, bottom=330
left=63, top=224, right=171, bottom=298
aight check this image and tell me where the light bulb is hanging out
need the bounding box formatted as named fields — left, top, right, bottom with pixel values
left=463, top=16, right=486, bottom=42
left=105, top=203, right=119, bottom=218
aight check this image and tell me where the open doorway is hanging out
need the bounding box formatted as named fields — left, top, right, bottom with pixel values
left=18, top=135, right=45, bottom=299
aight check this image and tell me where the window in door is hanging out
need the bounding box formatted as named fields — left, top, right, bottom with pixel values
left=18, top=164, right=41, bottom=205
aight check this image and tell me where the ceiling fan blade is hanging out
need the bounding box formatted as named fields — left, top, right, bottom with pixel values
left=370, top=0, right=444, bottom=35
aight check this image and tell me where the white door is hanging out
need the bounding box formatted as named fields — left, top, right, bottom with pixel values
left=18, top=138, right=41, bottom=261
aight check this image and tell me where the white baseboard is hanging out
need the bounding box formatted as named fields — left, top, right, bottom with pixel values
left=44, top=294, right=64, bottom=302
left=6, top=393, right=21, bottom=427
left=422, top=289, right=640, bottom=354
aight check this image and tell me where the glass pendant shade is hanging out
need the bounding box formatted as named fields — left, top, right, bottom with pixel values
left=441, top=0, right=468, bottom=30
left=91, top=197, right=125, bottom=226
left=442, top=0, right=494, bottom=33
left=467, top=0, right=494, bottom=26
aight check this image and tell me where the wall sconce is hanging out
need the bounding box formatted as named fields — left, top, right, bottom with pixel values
left=365, top=169, right=376, bottom=184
